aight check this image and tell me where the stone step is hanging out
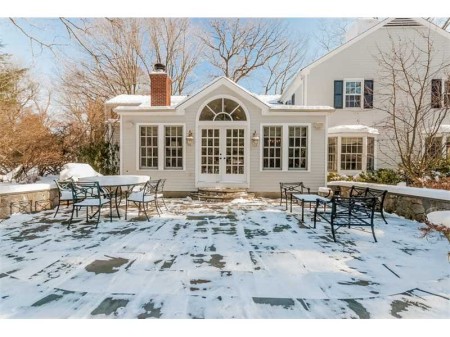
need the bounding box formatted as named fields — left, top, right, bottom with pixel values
left=191, top=188, right=254, bottom=202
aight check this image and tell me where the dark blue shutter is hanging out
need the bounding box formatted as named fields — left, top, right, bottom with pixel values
left=334, top=80, right=343, bottom=109
left=364, top=80, right=374, bottom=109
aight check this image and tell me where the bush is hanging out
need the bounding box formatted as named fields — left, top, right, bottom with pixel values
left=327, top=172, right=352, bottom=182
left=355, top=169, right=404, bottom=185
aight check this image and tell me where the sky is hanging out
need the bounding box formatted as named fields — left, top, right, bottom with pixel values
left=0, top=17, right=327, bottom=96
left=0, top=0, right=448, bottom=108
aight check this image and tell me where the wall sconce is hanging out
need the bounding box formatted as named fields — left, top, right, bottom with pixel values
left=251, top=131, right=260, bottom=146
left=186, top=130, right=194, bottom=146
left=125, top=121, right=134, bottom=128
left=313, top=122, right=324, bottom=130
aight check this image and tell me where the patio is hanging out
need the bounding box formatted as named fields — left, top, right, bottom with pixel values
left=0, top=197, right=448, bottom=319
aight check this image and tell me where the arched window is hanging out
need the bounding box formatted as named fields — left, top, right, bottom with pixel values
left=199, top=98, right=247, bottom=121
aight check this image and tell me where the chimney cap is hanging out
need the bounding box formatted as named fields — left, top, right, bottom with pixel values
left=154, top=63, right=166, bottom=72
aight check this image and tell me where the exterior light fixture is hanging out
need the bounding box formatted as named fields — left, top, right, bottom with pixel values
left=186, top=130, right=194, bottom=145
left=251, top=131, right=260, bottom=146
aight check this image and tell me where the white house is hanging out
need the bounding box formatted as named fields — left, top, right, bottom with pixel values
left=106, top=17, right=450, bottom=195
left=106, top=70, right=334, bottom=195
left=280, top=17, right=450, bottom=176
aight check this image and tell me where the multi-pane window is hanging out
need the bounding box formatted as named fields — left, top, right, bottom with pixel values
left=165, top=126, right=183, bottom=169
left=201, top=129, right=220, bottom=174
left=328, top=137, right=337, bottom=172
left=446, top=138, right=450, bottom=158
left=426, top=137, right=443, bottom=159
left=263, top=126, right=282, bottom=169
left=140, top=126, right=158, bottom=169
left=341, top=137, right=363, bottom=170
left=367, top=137, right=375, bottom=171
left=344, top=81, right=362, bottom=108
left=288, top=126, right=308, bottom=170
left=200, top=98, right=247, bottom=121
left=226, top=129, right=245, bottom=174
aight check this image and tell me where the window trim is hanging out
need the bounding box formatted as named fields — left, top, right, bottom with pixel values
left=327, top=134, right=377, bottom=174
left=136, top=123, right=186, bottom=171
left=343, top=78, right=364, bottom=109
left=260, top=123, right=311, bottom=172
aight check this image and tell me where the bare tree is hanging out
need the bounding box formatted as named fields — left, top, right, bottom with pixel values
left=314, top=18, right=353, bottom=56
left=200, top=18, right=304, bottom=88
left=375, top=30, right=450, bottom=183
left=261, top=37, right=307, bottom=94
left=145, top=18, right=202, bottom=95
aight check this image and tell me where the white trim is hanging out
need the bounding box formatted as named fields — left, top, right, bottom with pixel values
left=259, top=123, right=312, bottom=173
left=343, top=78, right=365, bottom=109
left=119, top=114, right=124, bottom=174
left=135, top=123, right=186, bottom=172
left=194, top=95, right=251, bottom=189
left=177, top=76, right=270, bottom=111
left=328, top=133, right=378, bottom=175
left=280, top=17, right=450, bottom=103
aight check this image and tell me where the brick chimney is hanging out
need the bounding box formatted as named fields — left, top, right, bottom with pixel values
left=150, top=63, right=172, bottom=106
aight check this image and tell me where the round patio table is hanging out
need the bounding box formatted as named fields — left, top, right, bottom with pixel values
left=78, top=175, right=149, bottom=221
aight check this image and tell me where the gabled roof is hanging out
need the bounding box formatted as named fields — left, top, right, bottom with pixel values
left=281, top=17, right=450, bottom=102
left=176, top=76, right=271, bottom=110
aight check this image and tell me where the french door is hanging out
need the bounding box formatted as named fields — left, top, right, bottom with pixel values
left=198, top=127, right=246, bottom=185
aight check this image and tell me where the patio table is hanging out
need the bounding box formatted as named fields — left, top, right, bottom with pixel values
left=291, top=193, right=330, bottom=223
left=78, top=175, right=149, bottom=221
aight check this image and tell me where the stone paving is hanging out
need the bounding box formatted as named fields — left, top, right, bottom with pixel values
left=0, top=198, right=449, bottom=318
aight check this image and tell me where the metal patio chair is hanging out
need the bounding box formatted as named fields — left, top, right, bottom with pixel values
left=67, top=181, right=111, bottom=228
left=54, top=179, right=76, bottom=218
left=125, top=179, right=161, bottom=221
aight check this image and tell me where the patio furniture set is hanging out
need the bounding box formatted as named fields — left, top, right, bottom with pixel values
left=54, top=175, right=167, bottom=228
left=280, top=181, right=388, bottom=242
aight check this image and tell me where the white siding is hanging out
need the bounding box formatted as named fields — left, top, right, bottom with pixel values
left=119, top=83, right=329, bottom=193
left=296, top=26, right=450, bottom=169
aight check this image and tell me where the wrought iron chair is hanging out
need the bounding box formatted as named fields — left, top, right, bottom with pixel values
left=279, top=182, right=311, bottom=210
left=54, top=179, right=76, bottom=218
left=67, top=181, right=111, bottom=228
left=156, top=178, right=168, bottom=212
left=125, top=179, right=161, bottom=221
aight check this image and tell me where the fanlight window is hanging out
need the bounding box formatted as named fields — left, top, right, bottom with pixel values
left=200, top=98, right=247, bottom=121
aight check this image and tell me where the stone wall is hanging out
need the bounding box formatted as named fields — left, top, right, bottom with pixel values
left=0, top=188, right=59, bottom=219
left=337, top=185, right=450, bottom=222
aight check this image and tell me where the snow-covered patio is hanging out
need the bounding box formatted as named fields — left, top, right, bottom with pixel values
left=0, top=198, right=448, bottom=319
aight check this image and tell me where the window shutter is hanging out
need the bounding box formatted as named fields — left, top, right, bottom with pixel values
left=334, top=80, right=343, bottom=109
left=445, top=81, right=450, bottom=107
left=431, top=79, right=442, bottom=108
left=364, top=80, right=374, bottom=109
left=291, top=93, right=296, bottom=105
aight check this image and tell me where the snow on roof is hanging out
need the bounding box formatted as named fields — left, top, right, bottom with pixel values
left=255, top=95, right=282, bottom=105
left=328, top=124, right=379, bottom=135
left=106, top=94, right=187, bottom=107
left=270, top=105, right=334, bottom=111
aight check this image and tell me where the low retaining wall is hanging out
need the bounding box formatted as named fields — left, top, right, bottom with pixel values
left=0, top=184, right=58, bottom=219
left=328, top=181, right=450, bottom=222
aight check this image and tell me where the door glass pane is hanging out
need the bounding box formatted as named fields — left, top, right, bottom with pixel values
left=225, top=128, right=245, bottom=175
left=201, top=129, right=220, bottom=174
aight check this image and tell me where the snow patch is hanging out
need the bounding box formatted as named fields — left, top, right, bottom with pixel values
left=427, top=211, right=450, bottom=227
left=328, top=124, right=379, bottom=135
left=59, top=163, right=102, bottom=181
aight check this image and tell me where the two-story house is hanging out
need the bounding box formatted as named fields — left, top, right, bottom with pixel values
left=280, top=17, right=450, bottom=176
left=106, top=17, right=450, bottom=195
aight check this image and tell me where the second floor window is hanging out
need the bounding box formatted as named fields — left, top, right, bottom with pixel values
left=344, top=80, right=362, bottom=108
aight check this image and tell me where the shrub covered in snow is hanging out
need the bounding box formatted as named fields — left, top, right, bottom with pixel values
left=59, top=163, right=102, bottom=181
